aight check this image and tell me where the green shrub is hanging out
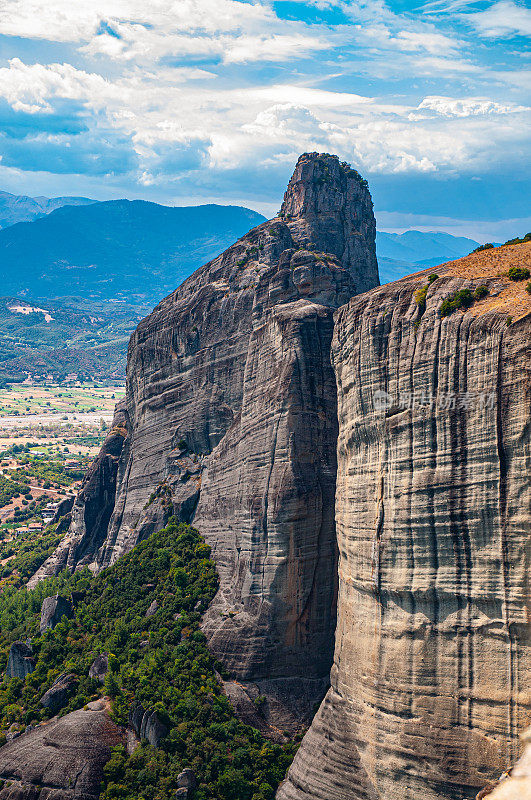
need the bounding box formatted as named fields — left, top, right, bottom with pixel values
left=472, top=243, right=494, bottom=253
left=503, top=232, right=531, bottom=246
left=414, top=284, right=429, bottom=314
left=427, top=274, right=439, bottom=284
left=526, top=281, right=531, bottom=295
left=473, top=285, right=489, bottom=300
left=507, top=267, right=530, bottom=281
left=440, top=288, right=474, bottom=317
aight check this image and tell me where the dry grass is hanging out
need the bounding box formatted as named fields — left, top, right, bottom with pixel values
left=432, top=241, right=531, bottom=320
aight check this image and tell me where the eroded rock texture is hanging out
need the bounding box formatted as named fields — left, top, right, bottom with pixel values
left=5, top=642, right=35, bottom=680
left=0, top=700, right=124, bottom=800
left=34, top=153, right=378, bottom=713
left=278, top=256, right=530, bottom=799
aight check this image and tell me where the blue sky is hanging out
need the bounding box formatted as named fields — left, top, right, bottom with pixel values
left=0, top=0, right=529, bottom=240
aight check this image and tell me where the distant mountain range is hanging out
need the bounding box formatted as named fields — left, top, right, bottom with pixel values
left=376, top=230, right=481, bottom=283
left=0, top=190, right=96, bottom=229
left=0, top=191, right=483, bottom=300
left=0, top=191, right=487, bottom=382
left=0, top=199, right=267, bottom=304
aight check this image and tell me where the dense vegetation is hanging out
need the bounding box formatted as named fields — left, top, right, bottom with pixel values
left=0, top=523, right=63, bottom=586
left=0, top=475, right=28, bottom=508
left=0, top=518, right=298, bottom=800
left=6, top=456, right=84, bottom=487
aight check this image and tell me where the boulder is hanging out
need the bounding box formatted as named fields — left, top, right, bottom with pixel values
left=39, top=595, right=73, bottom=634
left=39, top=673, right=78, bottom=712
left=176, top=769, right=197, bottom=793
left=5, top=641, right=35, bottom=679
left=0, top=700, right=125, bottom=799
left=88, top=653, right=109, bottom=684
left=145, top=599, right=158, bottom=617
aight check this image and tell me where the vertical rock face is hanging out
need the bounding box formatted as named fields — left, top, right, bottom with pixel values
left=278, top=247, right=531, bottom=799
left=39, top=595, right=73, bottom=634
left=34, top=153, right=378, bottom=714
left=5, top=642, right=35, bottom=680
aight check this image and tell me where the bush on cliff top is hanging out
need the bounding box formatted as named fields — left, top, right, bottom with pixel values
left=506, top=267, right=530, bottom=281
left=0, top=519, right=298, bottom=800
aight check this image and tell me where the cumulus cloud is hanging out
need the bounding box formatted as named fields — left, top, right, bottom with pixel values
left=418, top=96, right=529, bottom=116
left=0, top=0, right=528, bottom=219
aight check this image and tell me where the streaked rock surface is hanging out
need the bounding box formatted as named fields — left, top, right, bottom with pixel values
left=278, top=245, right=531, bottom=799
left=33, top=153, right=378, bottom=714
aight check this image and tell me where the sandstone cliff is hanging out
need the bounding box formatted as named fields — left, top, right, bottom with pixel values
left=278, top=242, right=531, bottom=799
left=34, top=153, right=378, bottom=720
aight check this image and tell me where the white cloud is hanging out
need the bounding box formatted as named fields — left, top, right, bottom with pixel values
left=0, top=58, right=109, bottom=113
left=418, top=95, right=529, bottom=116
left=0, top=0, right=528, bottom=216
left=0, top=54, right=528, bottom=183
left=465, top=0, right=531, bottom=38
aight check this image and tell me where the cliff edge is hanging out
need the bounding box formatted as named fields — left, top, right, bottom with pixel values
left=278, top=242, right=530, bottom=798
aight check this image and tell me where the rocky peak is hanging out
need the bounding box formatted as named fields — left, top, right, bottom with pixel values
left=279, top=152, right=378, bottom=294
left=29, top=153, right=379, bottom=732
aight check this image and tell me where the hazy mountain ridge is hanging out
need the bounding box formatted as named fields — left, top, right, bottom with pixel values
left=376, top=229, right=482, bottom=282
left=1, top=190, right=485, bottom=294
left=0, top=199, right=266, bottom=304
left=0, top=190, right=96, bottom=229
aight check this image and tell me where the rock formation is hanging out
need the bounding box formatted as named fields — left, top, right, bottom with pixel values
left=33, top=153, right=379, bottom=715
left=39, top=595, right=73, bottom=634
left=277, top=243, right=531, bottom=799
left=39, top=672, right=78, bottom=712
left=5, top=642, right=35, bottom=680
left=27, top=402, right=129, bottom=589
left=128, top=703, right=168, bottom=747
left=0, top=700, right=125, bottom=800
left=478, top=726, right=531, bottom=799
left=88, top=653, right=109, bottom=684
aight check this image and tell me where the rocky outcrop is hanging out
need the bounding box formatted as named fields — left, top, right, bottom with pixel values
left=175, top=769, right=197, bottom=799
left=478, top=727, right=531, bottom=799
left=26, top=401, right=130, bottom=589
left=52, top=496, right=74, bottom=524
left=128, top=703, right=168, bottom=747
left=33, top=153, right=378, bottom=716
left=39, top=673, right=78, bottom=712
left=278, top=245, right=531, bottom=799
left=5, top=642, right=35, bottom=680
left=39, top=595, right=73, bottom=634
left=0, top=699, right=125, bottom=800
left=88, top=653, right=109, bottom=684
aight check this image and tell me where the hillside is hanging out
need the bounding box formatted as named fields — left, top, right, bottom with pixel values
left=0, top=296, right=149, bottom=383
left=0, top=200, right=266, bottom=304
left=0, top=190, right=95, bottom=229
